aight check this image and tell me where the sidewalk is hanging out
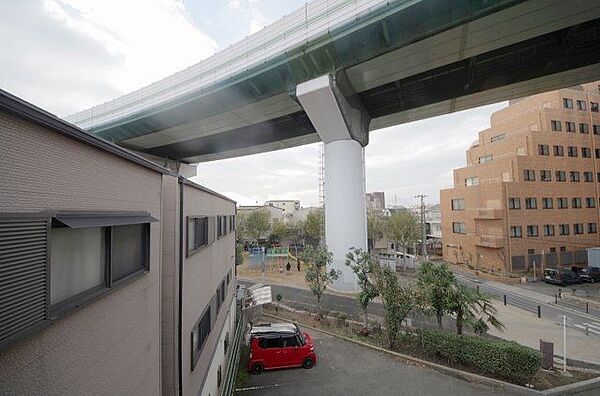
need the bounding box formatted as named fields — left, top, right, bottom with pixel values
left=488, top=302, right=600, bottom=366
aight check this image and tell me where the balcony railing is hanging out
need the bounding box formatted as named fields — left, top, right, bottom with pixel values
left=476, top=235, right=504, bottom=248
left=474, top=209, right=504, bottom=219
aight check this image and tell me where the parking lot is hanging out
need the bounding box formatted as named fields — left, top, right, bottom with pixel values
left=236, top=327, right=507, bottom=396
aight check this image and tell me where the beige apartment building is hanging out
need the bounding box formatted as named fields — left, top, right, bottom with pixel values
left=0, top=90, right=238, bottom=396
left=441, top=82, right=600, bottom=273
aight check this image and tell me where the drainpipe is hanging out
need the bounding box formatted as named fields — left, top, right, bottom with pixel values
left=178, top=176, right=184, bottom=395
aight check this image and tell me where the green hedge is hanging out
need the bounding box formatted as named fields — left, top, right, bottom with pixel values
left=419, top=330, right=541, bottom=382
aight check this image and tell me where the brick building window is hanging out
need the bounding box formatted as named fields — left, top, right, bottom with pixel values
left=570, top=171, right=580, bottom=182
left=523, top=169, right=535, bottom=181
left=452, top=222, right=466, bottom=234
left=567, top=146, right=577, bottom=157
left=555, top=170, right=566, bottom=182
left=591, top=102, right=599, bottom=112
left=551, top=120, right=562, bottom=131
left=586, top=197, right=596, bottom=208
left=479, top=154, right=493, bottom=163
left=465, top=176, right=479, bottom=186
left=577, top=100, right=587, bottom=111
left=572, top=197, right=582, bottom=208
left=553, top=145, right=564, bottom=156
left=582, top=147, right=591, bottom=158
left=566, top=122, right=576, bottom=133
left=589, top=223, right=598, bottom=234
left=510, top=226, right=522, bottom=238
left=525, top=197, right=537, bottom=209
left=574, top=223, right=584, bottom=234
left=490, top=133, right=505, bottom=142
left=560, top=246, right=566, bottom=252
left=538, top=144, right=549, bottom=155
left=527, top=225, right=539, bottom=237
left=451, top=199, right=465, bottom=210
left=580, top=123, right=590, bottom=134
left=563, top=98, right=573, bottom=109
left=542, top=197, right=553, bottom=209
left=559, top=224, right=570, bottom=235
left=543, top=224, right=555, bottom=236
left=594, top=125, right=600, bottom=135
left=584, top=172, right=594, bottom=182
left=508, top=198, right=521, bottom=209
left=540, top=170, right=551, bottom=182
left=557, top=197, right=568, bottom=209
left=596, top=149, right=600, bottom=159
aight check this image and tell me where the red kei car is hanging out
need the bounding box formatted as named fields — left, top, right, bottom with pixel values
left=247, top=322, right=317, bottom=374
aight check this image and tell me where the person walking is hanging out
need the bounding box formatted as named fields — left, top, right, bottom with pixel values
left=296, top=259, right=301, bottom=272
left=286, top=261, right=291, bottom=275
left=279, top=263, right=283, bottom=275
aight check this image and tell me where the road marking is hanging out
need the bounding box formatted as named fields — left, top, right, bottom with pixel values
left=574, top=324, right=600, bottom=335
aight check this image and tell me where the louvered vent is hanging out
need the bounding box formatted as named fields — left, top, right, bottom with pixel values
left=0, top=218, right=48, bottom=345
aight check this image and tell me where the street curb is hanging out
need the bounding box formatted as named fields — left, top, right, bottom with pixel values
left=262, top=313, right=537, bottom=395
left=263, top=313, right=600, bottom=396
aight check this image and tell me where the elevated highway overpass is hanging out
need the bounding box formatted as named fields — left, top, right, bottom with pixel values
left=67, top=0, right=600, bottom=289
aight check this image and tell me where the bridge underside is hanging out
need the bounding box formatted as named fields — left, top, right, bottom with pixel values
left=83, top=1, right=600, bottom=163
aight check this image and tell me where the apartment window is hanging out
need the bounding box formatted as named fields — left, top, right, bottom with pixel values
left=580, top=123, right=590, bottom=134
left=550, top=247, right=557, bottom=253
left=559, top=224, right=570, bottom=235
left=217, top=215, right=228, bottom=238
left=574, top=223, right=584, bottom=234
left=563, top=98, right=573, bottom=109
left=570, top=171, right=580, bottom=182
left=528, top=249, right=535, bottom=255
left=555, top=170, right=566, bottom=182
left=192, top=306, right=212, bottom=368
left=553, top=145, right=564, bottom=156
left=567, top=146, right=578, bottom=157
left=508, top=197, right=521, bottom=210
left=591, top=102, right=599, bottom=112
left=572, top=197, right=582, bottom=208
left=510, top=226, right=522, bottom=238
left=542, top=197, right=553, bottom=209
left=566, top=122, right=576, bottom=133
left=525, top=197, right=537, bottom=209
left=527, top=225, right=539, bottom=237
left=596, top=149, right=600, bottom=159
left=589, top=223, right=598, bottom=234
left=557, top=197, right=568, bottom=209
left=452, top=222, right=466, bottom=234
left=465, top=176, right=479, bottom=186
left=577, top=100, right=587, bottom=111
left=582, top=147, right=591, bottom=158
left=479, top=154, right=493, bottom=163
left=551, top=120, right=562, bottom=131
left=523, top=169, right=535, bottom=181
left=560, top=246, right=566, bottom=252
left=540, top=170, right=552, bottom=182
left=586, top=197, right=596, bottom=208
left=187, top=216, right=210, bottom=256
left=229, top=215, right=236, bottom=232
left=597, top=172, right=600, bottom=181
left=451, top=198, right=465, bottom=211
left=584, top=172, right=594, bottom=182
left=538, top=144, right=549, bottom=156
left=543, top=224, right=555, bottom=236
left=490, top=133, right=505, bottom=142
left=111, top=224, right=149, bottom=282
left=594, top=125, right=600, bottom=135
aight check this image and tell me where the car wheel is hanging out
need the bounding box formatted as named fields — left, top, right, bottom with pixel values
left=302, top=357, right=314, bottom=369
left=250, top=363, right=264, bottom=375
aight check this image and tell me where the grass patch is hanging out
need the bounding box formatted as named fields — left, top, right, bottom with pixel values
left=234, top=345, right=251, bottom=390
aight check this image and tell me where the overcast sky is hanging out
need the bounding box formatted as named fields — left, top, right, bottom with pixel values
left=0, top=0, right=507, bottom=208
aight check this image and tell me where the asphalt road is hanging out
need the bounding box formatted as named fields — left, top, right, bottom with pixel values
left=454, top=273, right=600, bottom=336
left=236, top=326, right=506, bottom=396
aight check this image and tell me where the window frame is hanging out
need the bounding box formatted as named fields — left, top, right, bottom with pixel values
left=566, top=121, right=576, bottom=133
left=508, top=197, right=521, bottom=210
left=540, top=170, right=552, bottom=182
left=191, top=304, right=212, bottom=369
left=451, top=198, right=465, bottom=211
left=523, top=169, right=535, bottom=181
left=525, top=197, right=537, bottom=209
left=452, top=222, right=466, bottom=234
left=563, top=98, right=573, bottom=109
left=550, top=120, right=562, bottom=131
left=527, top=225, right=539, bottom=237
left=187, top=216, right=210, bottom=257
left=580, top=123, right=590, bottom=134
left=542, top=197, right=553, bottom=209
left=553, top=145, right=564, bottom=156
left=510, top=226, right=522, bottom=238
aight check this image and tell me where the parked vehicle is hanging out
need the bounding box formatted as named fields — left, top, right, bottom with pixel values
left=543, top=268, right=582, bottom=286
left=247, top=322, right=317, bottom=374
left=578, top=267, right=600, bottom=283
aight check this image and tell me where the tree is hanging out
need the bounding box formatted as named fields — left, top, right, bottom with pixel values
left=367, top=211, right=387, bottom=252
left=345, top=248, right=379, bottom=330
left=304, top=210, right=323, bottom=246
left=371, top=263, right=416, bottom=349
left=447, top=284, right=505, bottom=335
left=245, top=208, right=271, bottom=242
left=301, top=245, right=340, bottom=317
left=271, top=221, right=290, bottom=243
left=417, top=262, right=455, bottom=329
left=235, top=243, right=244, bottom=266
left=387, top=211, right=420, bottom=266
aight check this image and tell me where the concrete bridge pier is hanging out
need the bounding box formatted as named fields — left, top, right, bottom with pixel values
left=296, top=74, right=370, bottom=291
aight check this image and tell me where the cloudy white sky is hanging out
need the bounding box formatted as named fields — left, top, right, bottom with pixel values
left=0, top=0, right=507, bottom=208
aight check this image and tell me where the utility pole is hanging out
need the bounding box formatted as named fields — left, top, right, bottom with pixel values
left=415, top=194, right=427, bottom=259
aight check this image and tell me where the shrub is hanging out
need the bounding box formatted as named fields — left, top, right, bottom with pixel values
left=419, top=330, right=540, bottom=382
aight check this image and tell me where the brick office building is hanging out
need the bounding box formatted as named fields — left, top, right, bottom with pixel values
left=441, top=82, right=600, bottom=273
